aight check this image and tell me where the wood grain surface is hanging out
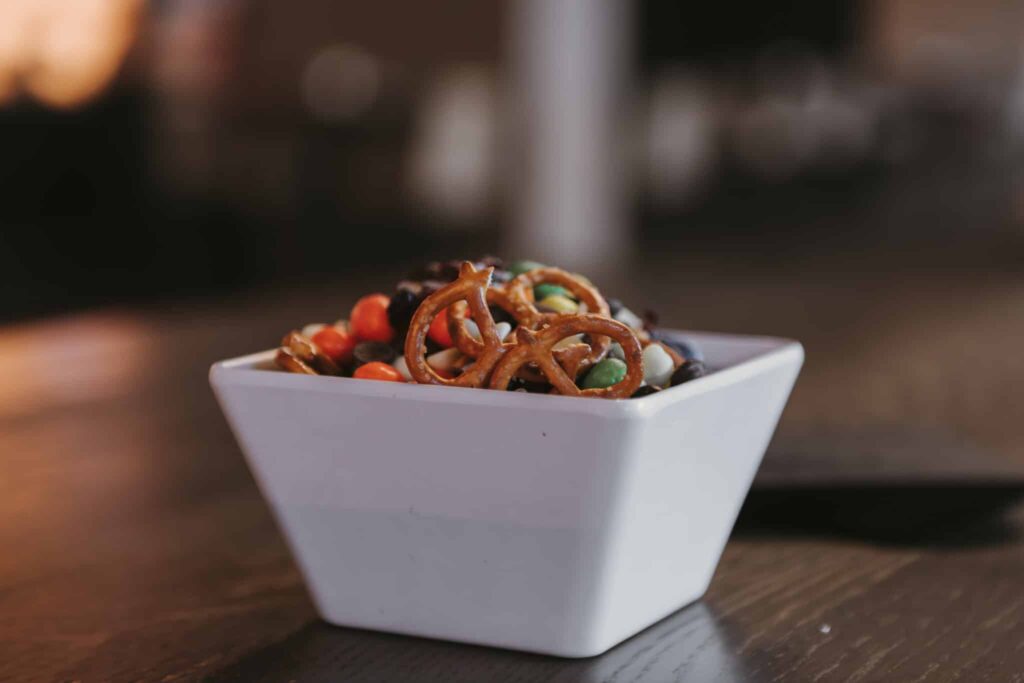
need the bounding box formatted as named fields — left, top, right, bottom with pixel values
left=2, top=264, right=1023, bottom=682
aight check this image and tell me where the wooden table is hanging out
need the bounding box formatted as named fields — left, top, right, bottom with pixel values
left=3, top=268, right=1023, bottom=682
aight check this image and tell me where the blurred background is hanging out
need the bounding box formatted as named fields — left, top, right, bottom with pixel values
left=6, top=4, right=1024, bottom=677
left=2, top=0, right=1024, bottom=505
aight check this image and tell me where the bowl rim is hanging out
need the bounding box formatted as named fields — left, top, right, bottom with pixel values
left=210, top=329, right=803, bottom=419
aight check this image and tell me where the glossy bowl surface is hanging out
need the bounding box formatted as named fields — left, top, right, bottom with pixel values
left=210, top=330, right=803, bottom=657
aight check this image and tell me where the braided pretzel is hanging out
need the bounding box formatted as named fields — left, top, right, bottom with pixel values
left=404, top=261, right=507, bottom=387
left=489, top=314, right=644, bottom=398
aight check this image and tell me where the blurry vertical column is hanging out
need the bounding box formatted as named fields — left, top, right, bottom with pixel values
left=149, top=0, right=260, bottom=287
left=507, top=0, right=632, bottom=275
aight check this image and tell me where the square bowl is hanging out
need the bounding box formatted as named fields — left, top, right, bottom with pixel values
left=210, top=330, right=802, bottom=657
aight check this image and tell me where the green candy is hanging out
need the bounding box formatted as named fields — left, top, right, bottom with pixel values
left=534, top=283, right=573, bottom=300
left=581, top=358, right=627, bottom=389
left=537, top=294, right=579, bottom=314
left=508, top=260, right=546, bottom=276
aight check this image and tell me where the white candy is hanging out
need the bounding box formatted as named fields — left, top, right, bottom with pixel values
left=642, top=343, right=675, bottom=387
left=608, top=342, right=625, bottom=361
left=552, top=333, right=584, bottom=351
left=467, top=320, right=512, bottom=342
left=392, top=355, right=413, bottom=381
left=427, top=348, right=462, bottom=372
left=301, top=323, right=327, bottom=337
left=614, top=307, right=644, bottom=331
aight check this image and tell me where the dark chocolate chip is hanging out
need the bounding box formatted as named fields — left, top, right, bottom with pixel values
left=606, top=297, right=623, bottom=317
left=670, top=359, right=707, bottom=386
left=507, top=376, right=550, bottom=393
left=642, top=309, right=660, bottom=331
left=489, top=305, right=515, bottom=325
left=631, top=385, right=662, bottom=398
left=650, top=329, right=704, bottom=362
left=387, top=288, right=420, bottom=332
left=353, top=341, right=396, bottom=368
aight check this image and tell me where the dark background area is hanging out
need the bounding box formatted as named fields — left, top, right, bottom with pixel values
left=3, top=0, right=1021, bottom=318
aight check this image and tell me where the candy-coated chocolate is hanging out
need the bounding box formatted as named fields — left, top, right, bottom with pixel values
left=552, top=333, right=584, bottom=351
left=392, top=355, right=413, bottom=381
left=465, top=320, right=512, bottom=342
left=426, top=347, right=462, bottom=373
left=301, top=322, right=327, bottom=338
left=428, top=308, right=453, bottom=347
left=508, top=260, right=545, bottom=276
left=463, top=319, right=481, bottom=341
left=537, top=294, right=579, bottom=314
left=581, top=358, right=628, bottom=389
left=614, top=306, right=643, bottom=330
left=351, top=294, right=395, bottom=343
left=534, top=283, right=572, bottom=301
left=642, top=343, right=675, bottom=387
left=353, top=361, right=403, bottom=382
left=312, top=326, right=356, bottom=364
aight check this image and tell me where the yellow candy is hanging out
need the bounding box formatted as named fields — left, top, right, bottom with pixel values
left=537, top=294, right=579, bottom=314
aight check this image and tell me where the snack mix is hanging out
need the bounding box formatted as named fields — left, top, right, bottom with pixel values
left=274, top=257, right=707, bottom=399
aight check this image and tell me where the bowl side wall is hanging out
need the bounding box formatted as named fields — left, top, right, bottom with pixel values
left=580, top=348, right=803, bottom=653
left=211, top=375, right=639, bottom=654
left=209, top=332, right=804, bottom=656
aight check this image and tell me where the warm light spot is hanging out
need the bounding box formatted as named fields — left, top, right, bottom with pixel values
left=0, top=0, right=142, bottom=109
left=0, top=313, right=153, bottom=419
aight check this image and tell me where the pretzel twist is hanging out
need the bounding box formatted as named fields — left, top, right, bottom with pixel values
left=506, top=267, right=612, bottom=365
left=488, top=314, right=644, bottom=398
left=447, top=286, right=527, bottom=357
left=449, top=267, right=612, bottom=380
left=506, top=267, right=610, bottom=319
left=404, top=262, right=507, bottom=387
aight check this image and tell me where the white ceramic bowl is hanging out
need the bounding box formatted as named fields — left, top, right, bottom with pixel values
left=210, top=330, right=802, bottom=657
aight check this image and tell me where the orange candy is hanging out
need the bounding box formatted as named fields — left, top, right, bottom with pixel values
left=311, top=326, right=356, bottom=364
left=428, top=307, right=453, bottom=347
left=350, top=294, right=395, bottom=343
left=353, top=361, right=404, bottom=382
